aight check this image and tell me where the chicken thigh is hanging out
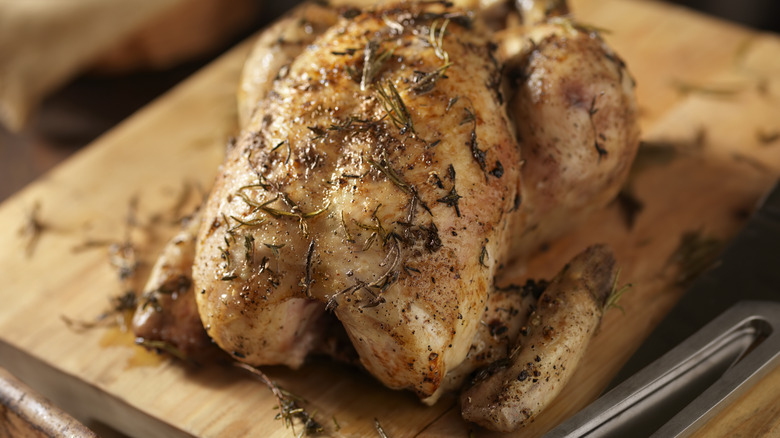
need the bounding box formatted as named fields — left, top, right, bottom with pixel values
left=133, top=0, right=638, bottom=431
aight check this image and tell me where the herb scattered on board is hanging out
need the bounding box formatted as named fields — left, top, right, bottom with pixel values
left=615, top=187, right=644, bottom=230
left=18, top=201, right=47, bottom=257
left=61, top=290, right=138, bottom=332
left=615, top=129, right=707, bottom=229
left=671, top=79, right=744, bottom=97
left=235, top=363, right=323, bottom=437
left=756, top=129, right=780, bottom=145
left=479, top=242, right=489, bottom=267
left=64, top=198, right=143, bottom=331
left=604, top=269, right=632, bottom=314
left=136, top=339, right=190, bottom=363
left=666, top=230, right=724, bottom=288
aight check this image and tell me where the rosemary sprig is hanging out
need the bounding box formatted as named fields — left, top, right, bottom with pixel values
left=374, top=81, right=415, bottom=134
left=340, top=211, right=354, bottom=243
left=136, top=338, right=190, bottom=363
left=234, top=363, right=324, bottom=437
left=271, top=140, right=292, bottom=164
left=361, top=40, right=395, bottom=91
left=237, top=192, right=330, bottom=238
left=429, top=19, right=450, bottom=63
left=410, top=62, right=452, bottom=94
left=366, top=156, right=412, bottom=195
left=229, top=215, right=266, bottom=231
left=604, top=268, right=631, bottom=313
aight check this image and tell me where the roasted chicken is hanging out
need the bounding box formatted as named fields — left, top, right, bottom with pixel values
left=133, top=0, right=639, bottom=431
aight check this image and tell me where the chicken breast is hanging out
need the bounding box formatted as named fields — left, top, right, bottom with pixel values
left=194, top=2, right=522, bottom=397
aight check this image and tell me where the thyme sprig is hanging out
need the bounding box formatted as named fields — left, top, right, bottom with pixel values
left=235, top=363, right=324, bottom=437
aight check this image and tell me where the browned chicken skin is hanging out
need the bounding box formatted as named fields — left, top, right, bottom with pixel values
left=133, top=0, right=638, bottom=431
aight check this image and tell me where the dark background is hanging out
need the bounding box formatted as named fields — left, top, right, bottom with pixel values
left=1, top=0, right=778, bottom=202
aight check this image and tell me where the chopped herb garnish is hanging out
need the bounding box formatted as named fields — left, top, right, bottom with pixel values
left=479, top=243, right=489, bottom=267
left=307, top=126, right=327, bottom=138
left=446, top=96, right=459, bottom=112
left=271, top=139, right=292, bottom=164
left=589, top=94, right=608, bottom=160
left=243, top=235, right=255, bottom=262
left=490, top=161, right=504, bottom=178
left=436, top=186, right=462, bottom=217
left=304, top=240, right=315, bottom=297
left=264, top=242, right=285, bottom=257
left=340, top=211, right=354, bottom=243
left=468, top=130, right=487, bottom=173
left=409, top=62, right=452, bottom=94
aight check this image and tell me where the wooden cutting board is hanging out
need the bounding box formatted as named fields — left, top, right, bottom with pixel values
left=1, top=0, right=779, bottom=436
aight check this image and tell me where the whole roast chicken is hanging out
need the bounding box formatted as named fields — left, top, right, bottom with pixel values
left=132, top=0, right=639, bottom=431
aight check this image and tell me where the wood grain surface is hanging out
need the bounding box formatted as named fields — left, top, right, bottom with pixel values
left=0, top=0, right=779, bottom=437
